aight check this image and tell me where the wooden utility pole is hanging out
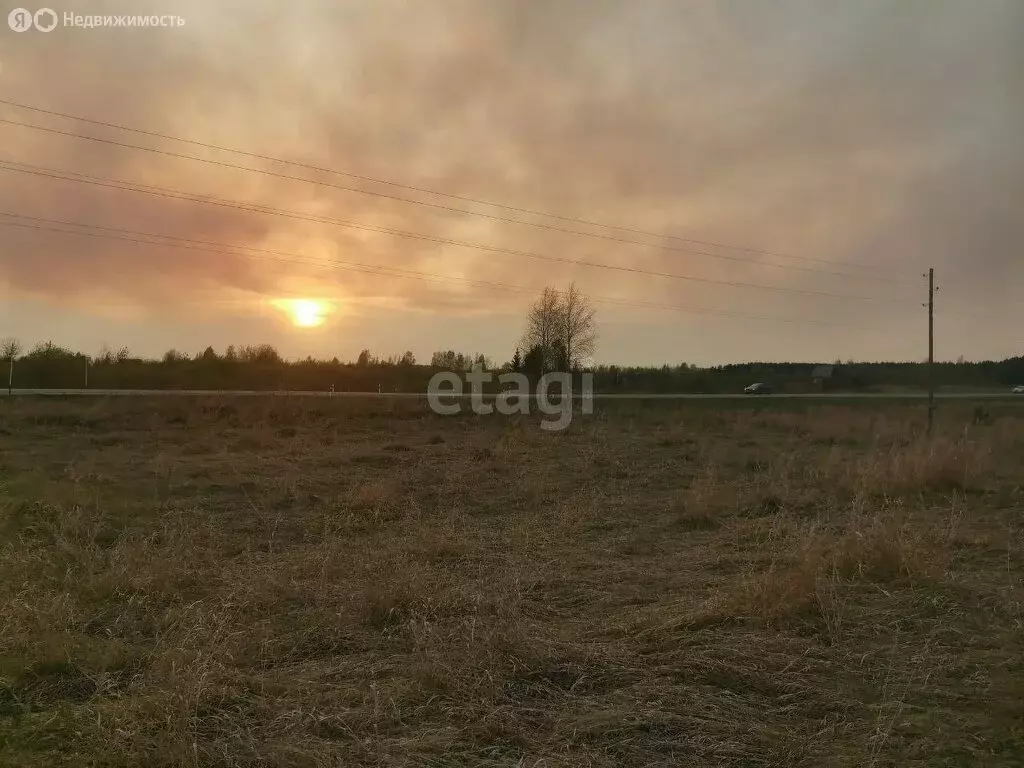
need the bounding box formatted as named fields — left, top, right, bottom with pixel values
left=926, top=267, right=936, bottom=435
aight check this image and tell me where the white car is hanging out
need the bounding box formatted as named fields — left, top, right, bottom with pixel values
left=1013, top=386, right=1024, bottom=394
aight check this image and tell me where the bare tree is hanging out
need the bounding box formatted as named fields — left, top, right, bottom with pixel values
left=522, top=287, right=564, bottom=373
left=238, top=344, right=281, bottom=364
left=2, top=338, right=21, bottom=394
left=430, top=350, right=475, bottom=370
left=1, top=338, right=19, bottom=359
left=162, top=348, right=187, bottom=364
left=521, top=285, right=597, bottom=372
left=560, top=282, right=597, bottom=370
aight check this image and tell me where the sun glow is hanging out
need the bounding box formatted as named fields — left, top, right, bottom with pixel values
left=271, top=298, right=335, bottom=328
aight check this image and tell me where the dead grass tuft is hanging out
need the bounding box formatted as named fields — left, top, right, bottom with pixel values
left=734, top=501, right=964, bottom=632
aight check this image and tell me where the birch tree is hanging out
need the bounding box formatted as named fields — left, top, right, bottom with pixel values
left=521, top=286, right=565, bottom=373
left=521, top=284, right=597, bottom=372
left=2, top=338, right=20, bottom=394
left=560, top=282, right=597, bottom=370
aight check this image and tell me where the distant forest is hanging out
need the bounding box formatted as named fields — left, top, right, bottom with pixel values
left=2, top=340, right=1023, bottom=394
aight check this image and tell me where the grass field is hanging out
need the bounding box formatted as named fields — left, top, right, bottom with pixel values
left=1, top=396, right=1022, bottom=766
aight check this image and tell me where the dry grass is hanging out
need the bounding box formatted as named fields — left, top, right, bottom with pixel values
left=1, top=396, right=1023, bottom=766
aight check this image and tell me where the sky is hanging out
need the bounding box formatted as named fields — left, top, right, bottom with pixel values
left=0, top=0, right=1021, bottom=366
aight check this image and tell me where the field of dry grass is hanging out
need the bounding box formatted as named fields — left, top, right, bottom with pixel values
left=1, top=396, right=1022, bottom=766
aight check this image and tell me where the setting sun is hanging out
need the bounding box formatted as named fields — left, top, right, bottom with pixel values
left=271, top=299, right=335, bottom=328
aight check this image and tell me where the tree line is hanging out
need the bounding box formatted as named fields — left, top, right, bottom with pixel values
left=3, top=339, right=1022, bottom=394
left=2, top=282, right=1022, bottom=393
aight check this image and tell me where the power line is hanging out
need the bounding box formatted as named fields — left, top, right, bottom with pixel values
left=0, top=113, right=917, bottom=283
left=0, top=162, right=918, bottom=305
left=0, top=215, right=512, bottom=292
left=0, top=213, right=892, bottom=330
left=2, top=159, right=910, bottom=296
left=0, top=159, right=915, bottom=289
left=934, top=308, right=1024, bottom=322
left=0, top=97, right=916, bottom=274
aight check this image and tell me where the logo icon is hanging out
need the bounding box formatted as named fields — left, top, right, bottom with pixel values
left=7, top=7, right=58, bottom=32
left=34, top=8, right=57, bottom=32
left=8, top=8, right=33, bottom=31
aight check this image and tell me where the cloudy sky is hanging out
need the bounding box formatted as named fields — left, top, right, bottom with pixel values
left=0, top=0, right=1020, bottom=365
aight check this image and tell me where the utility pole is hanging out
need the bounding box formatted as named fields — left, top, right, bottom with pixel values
left=84, top=358, right=89, bottom=389
left=925, top=268, right=937, bottom=435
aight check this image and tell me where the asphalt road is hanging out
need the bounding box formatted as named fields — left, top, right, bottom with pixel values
left=0, top=389, right=1020, bottom=400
